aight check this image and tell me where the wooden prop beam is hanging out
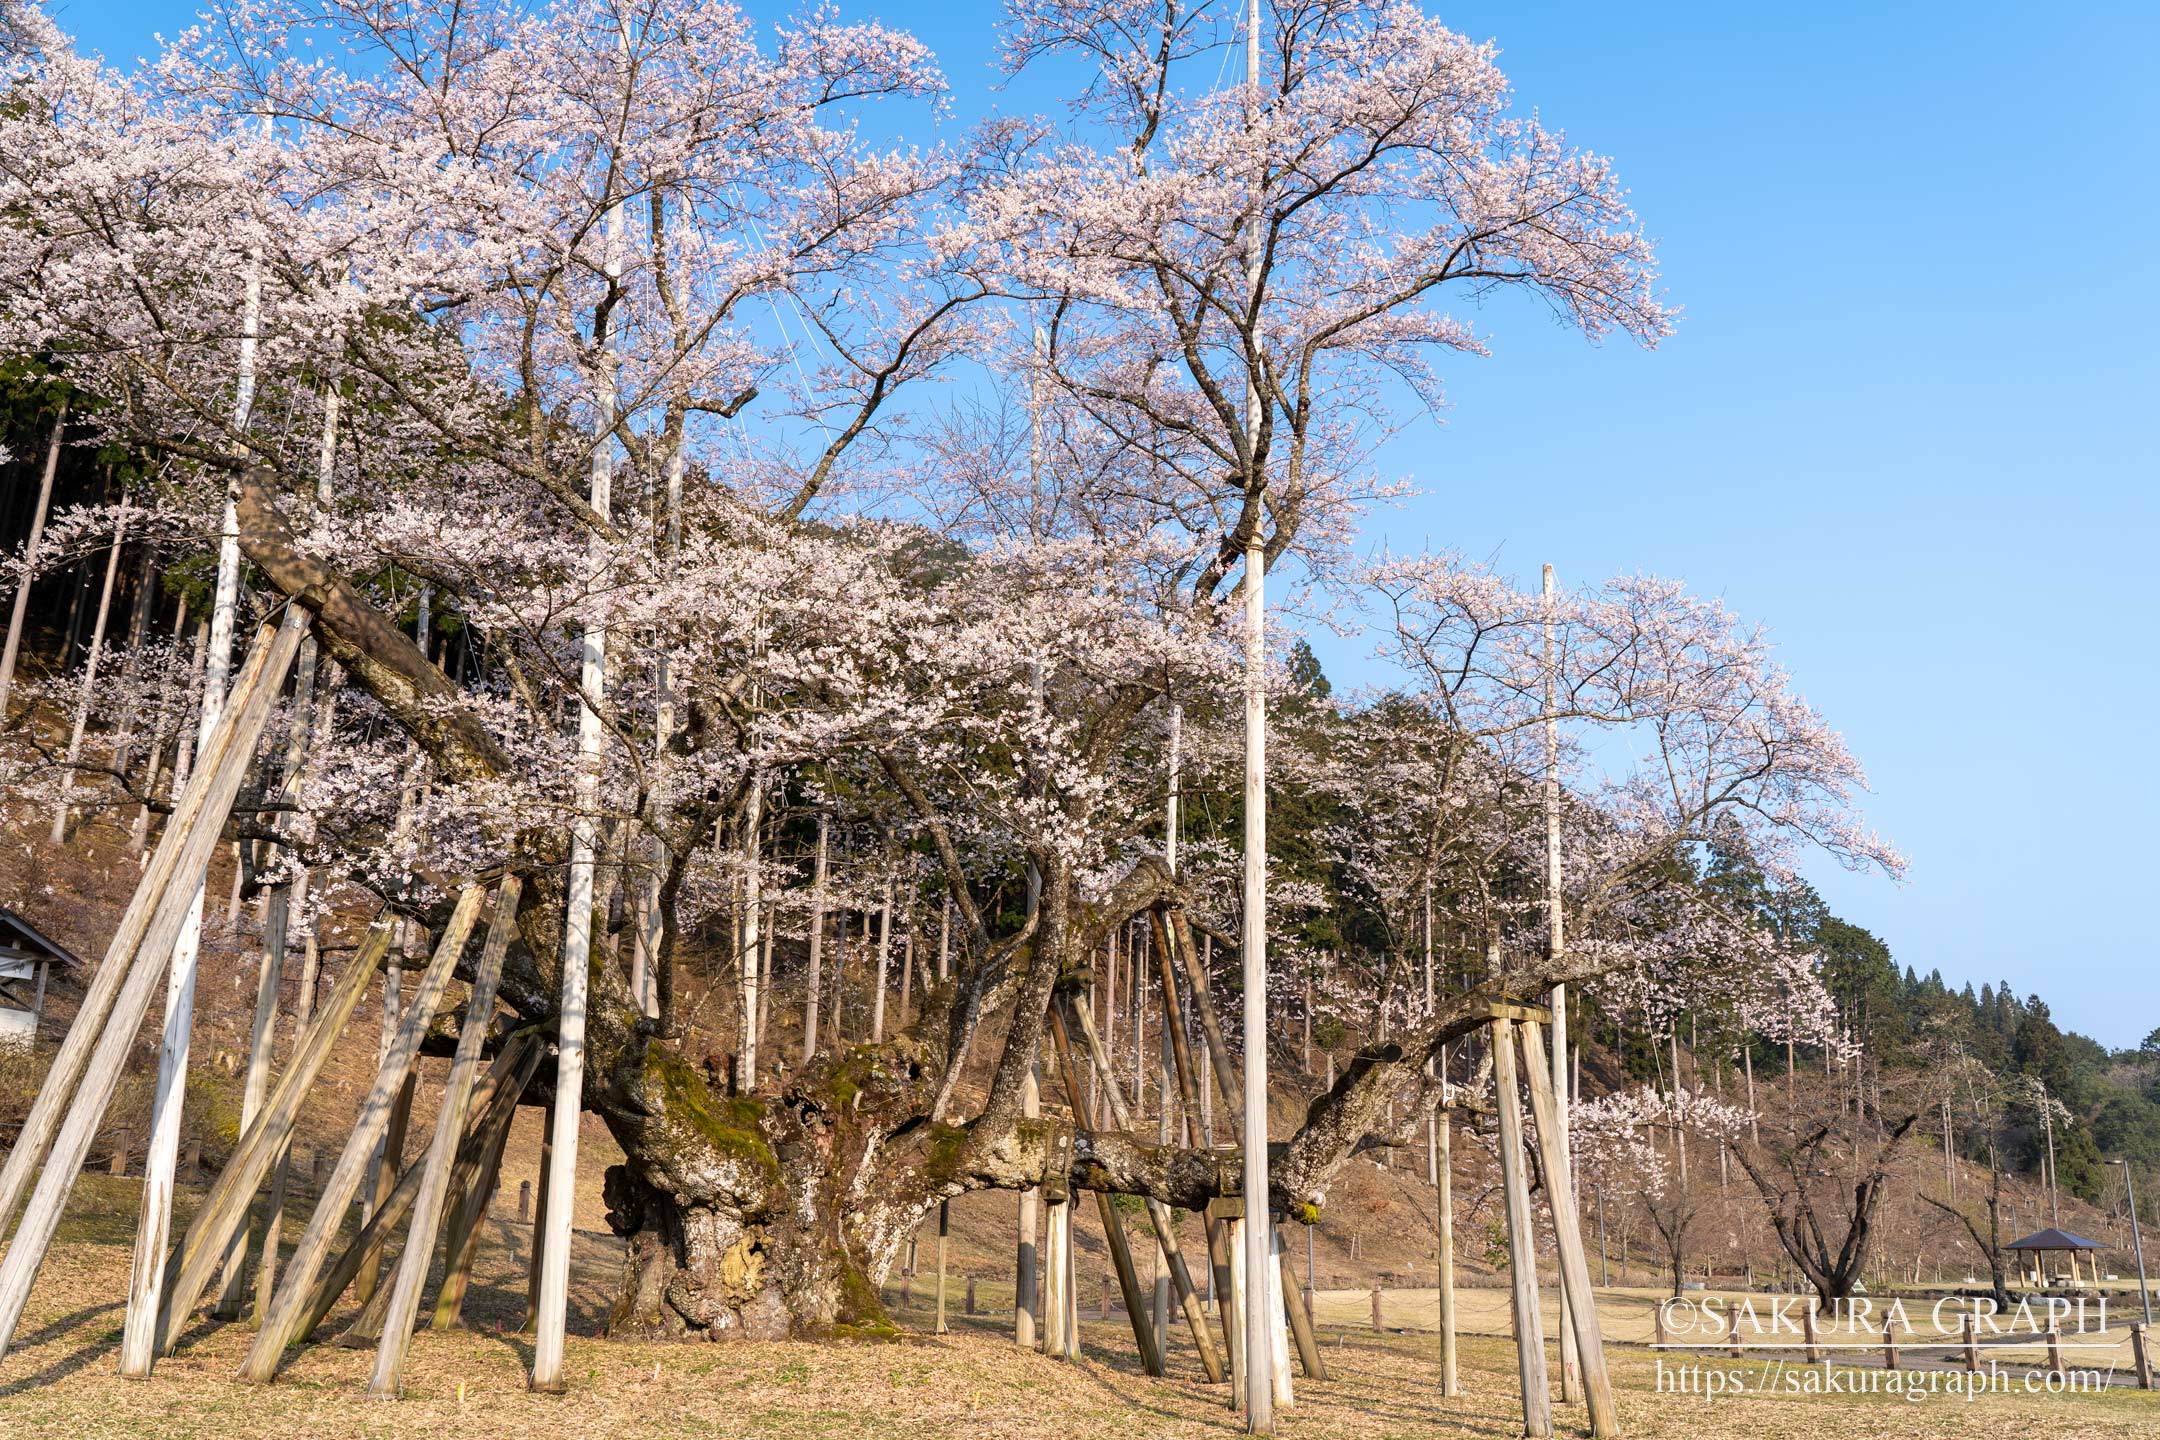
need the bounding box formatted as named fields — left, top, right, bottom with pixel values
left=1490, top=1016, right=1553, bottom=1439
left=368, top=877, right=522, bottom=1394
left=305, top=1038, right=537, bottom=1345
left=1048, top=1004, right=1164, bottom=1375
left=1014, top=1066, right=1041, bottom=1350
left=239, top=883, right=488, bottom=1382
left=1067, top=988, right=1225, bottom=1382
left=151, top=919, right=395, bottom=1354
left=1276, top=1228, right=1327, bottom=1382
left=432, top=1035, right=544, bottom=1329
left=253, top=927, right=321, bottom=1322
left=1151, top=912, right=1242, bottom=1378
left=1436, top=1095, right=1459, bottom=1396
left=1519, top=1019, right=1621, bottom=1438
left=0, top=615, right=306, bottom=1364
left=0, top=617, right=292, bottom=1241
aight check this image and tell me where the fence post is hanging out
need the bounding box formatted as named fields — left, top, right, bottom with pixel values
left=2131, top=1321, right=2153, bottom=1390
left=1883, top=1316, right=1898, bottom=1370
left=1370, top=1282, right=1383, bottom=1332
left=1963, top=1313, right=1979, bottom=1372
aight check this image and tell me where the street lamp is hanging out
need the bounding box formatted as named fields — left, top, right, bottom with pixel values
left=2109, top=1158, right=2153, bottom=1326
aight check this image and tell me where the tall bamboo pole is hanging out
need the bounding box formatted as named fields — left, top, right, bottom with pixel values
left=1237, top=0, right=1272, bottom=1420
left=1541, top=563, right=1579, bottom=1401
left=531, top=43, right=627, bottom=1385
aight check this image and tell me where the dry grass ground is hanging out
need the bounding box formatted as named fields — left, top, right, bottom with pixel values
left=2, top=1197, right=2155, bottom=1440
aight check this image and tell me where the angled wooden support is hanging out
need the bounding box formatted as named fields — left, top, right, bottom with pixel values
left=238, top=883, right=488, bottom=1382
left=1277, top=1222, right=1327, bottom=1382
left=1047, top=1004, right=1163, bottom=1376
left=1519, top=1018, right=1621, bottom=1438
left=0, top=615, right=306, bottom=1365
left=253, top=925, right=323, bottom=1323
left=0, top=617, right=294, bottom=1243
left=309, top=1038, right=537, bottom=1346
left=1067, top=987, right=1224, bottom=1382
left=1151, top=912, right=1241, bottom=1379
left=216, top=642, right=321, bottom=1320
left=152, top=918, right=395, bottom=1354
left=1490, top=1016, right=1553, bottom=1439
left=432, top=1033, right=544, bottom=1329
left=369, top=878, right=522, bottom=1394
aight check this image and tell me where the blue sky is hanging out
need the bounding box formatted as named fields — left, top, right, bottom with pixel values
left=59, top=1, right=2160, bottom=1046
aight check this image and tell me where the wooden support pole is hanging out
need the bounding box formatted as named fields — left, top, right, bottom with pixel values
left=299, top=1041, right=534, bottom=1346
left=2131, top=1321, right=2152, bottom=1390
left=2046, top=1322, right=2064, bottom=1376
left=1166, top=911, right=1240, bottom=1130
left=0, top=617, right=302, bottom=1366
left=935, top=1201, right=950, bottom=1336
left=1278, top=1226, right=1326, bottom=1383
left=357, top=940, right=412, bottom=1307
left=525, top=1095, right=554, bottom=1333
left=238, top=884, right=487, bottom=1382
left=1152, top=911, right=1239, bottom=1381
left=1883, top=1316, right=1898, bottom=1370
left=1041, top=1188, right=1071, bottom=1360
left=1016, top=1065, right=1041, bottom=1349
left=254, top=922, right=320, bottom=1322
left=1068, top=984, right=1225, bottom=1382
left=1490, top=1017, right=1553, bottom=1439
left=1518, top=1019, right=1620, bottom=1438
left=1963, top=1313, right=1979, bottom=1372
left=1207, top=1198, right=1245, bottom=1393
left=151, top=919, right=393, bottom=1354
left=369, top=878, right=522, bottom=1394
left=0, top=616, right=289, bottom=1244
left=1049, top=1004, right=1164, bottom=1376
left=213, top=860, right=297, bottom=1320
left=1436, top=1097, right=1459, bottom=1396
left=433, top=1036, right=544, bottom=1329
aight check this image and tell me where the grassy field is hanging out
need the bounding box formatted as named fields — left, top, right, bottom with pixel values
left=2, top=1198, right=2156, bottom=1440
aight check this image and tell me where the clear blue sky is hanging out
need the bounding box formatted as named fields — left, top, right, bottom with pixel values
left=60, top=1, right=2160, bottom=1047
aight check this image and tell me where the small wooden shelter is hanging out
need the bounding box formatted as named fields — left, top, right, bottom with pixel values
left=0, top=908, right=81, bottom=1048
left=2006, top=1226, right=2106, bottom=1287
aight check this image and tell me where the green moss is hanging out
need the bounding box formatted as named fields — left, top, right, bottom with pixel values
left=1287, top=1200, right=1323, bottom=1226
left=647, top=1051, right=779, bottom=1183
left=828, top=1266, right=901, bottom=1342
left=918, top=1122, right=971, bottom=1183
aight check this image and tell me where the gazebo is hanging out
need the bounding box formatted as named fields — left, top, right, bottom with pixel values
left=0, top=908, right=80, bottom=1048
left=2006, top=1227, right=2107, bottom=1288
